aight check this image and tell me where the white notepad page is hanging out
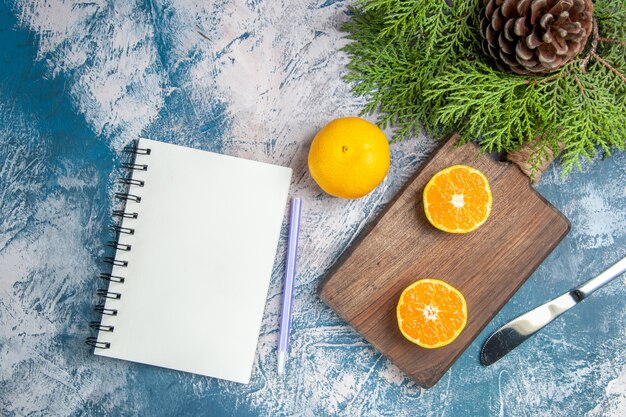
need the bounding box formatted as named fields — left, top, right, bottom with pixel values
left=94, top=138, right=292, bottom=384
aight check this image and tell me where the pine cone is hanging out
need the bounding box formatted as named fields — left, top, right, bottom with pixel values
left=480, top=0, right=594, bottom=75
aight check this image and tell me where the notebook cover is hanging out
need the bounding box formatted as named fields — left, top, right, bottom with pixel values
left=94, top=138, right=292, bottom=384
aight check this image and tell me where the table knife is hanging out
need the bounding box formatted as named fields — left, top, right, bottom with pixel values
left=481, top=255, right=626, bottom=366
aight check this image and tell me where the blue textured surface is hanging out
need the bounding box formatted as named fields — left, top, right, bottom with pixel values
left=0, top=1, right=624, bottom=416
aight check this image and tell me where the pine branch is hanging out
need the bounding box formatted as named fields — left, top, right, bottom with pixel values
left=342, top=0, right=626, bottom=176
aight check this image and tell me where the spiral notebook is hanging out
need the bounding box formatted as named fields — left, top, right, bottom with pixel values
left=88, top=138, right=292, bottom=384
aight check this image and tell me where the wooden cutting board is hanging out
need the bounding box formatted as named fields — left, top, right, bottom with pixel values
left=318, top=134, right=570, bottom=388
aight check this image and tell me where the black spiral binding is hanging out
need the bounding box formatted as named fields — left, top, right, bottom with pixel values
left=90, top=322, right=115, bottom=332
left=112, top=210, right=138, bottom=219
left=86, top=337, right=110, bottom=349
left=110, top=225, right=135, bottom=235
left=97, top=289, right=122, bottom=299
left=107, top=241, right=131, bottom=251
left=87, top=141, right=151, bottom=350
left=115, top=192, right=142, bottom=203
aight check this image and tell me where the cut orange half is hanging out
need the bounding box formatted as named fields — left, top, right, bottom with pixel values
left=423, top=165, right=492, bottom=233
left=396, top=279, right=468, bottom=349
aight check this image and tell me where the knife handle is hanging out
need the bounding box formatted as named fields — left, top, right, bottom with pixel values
left=573, top=255, right=626, bottom=300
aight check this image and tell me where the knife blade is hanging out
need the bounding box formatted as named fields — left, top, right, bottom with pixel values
left=481, top=255, right=626, bottom=366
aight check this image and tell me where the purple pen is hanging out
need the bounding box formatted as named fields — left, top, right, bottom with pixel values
left=277, top=197, right=302, bottom=375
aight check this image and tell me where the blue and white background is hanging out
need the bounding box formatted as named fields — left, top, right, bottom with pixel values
left=0, top=1, right=624, bottom=416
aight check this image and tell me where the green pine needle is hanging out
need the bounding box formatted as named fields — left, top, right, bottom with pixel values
left=342, top=0, right=626, bottom=176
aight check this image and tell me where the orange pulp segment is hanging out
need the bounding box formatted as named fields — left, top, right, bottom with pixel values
left=396, top=279, right=468, bottom=349
left=423, top=165, right=492, bottom=233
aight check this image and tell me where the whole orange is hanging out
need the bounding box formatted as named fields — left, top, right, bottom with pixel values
left=308, top=117, right=390, bottom=199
